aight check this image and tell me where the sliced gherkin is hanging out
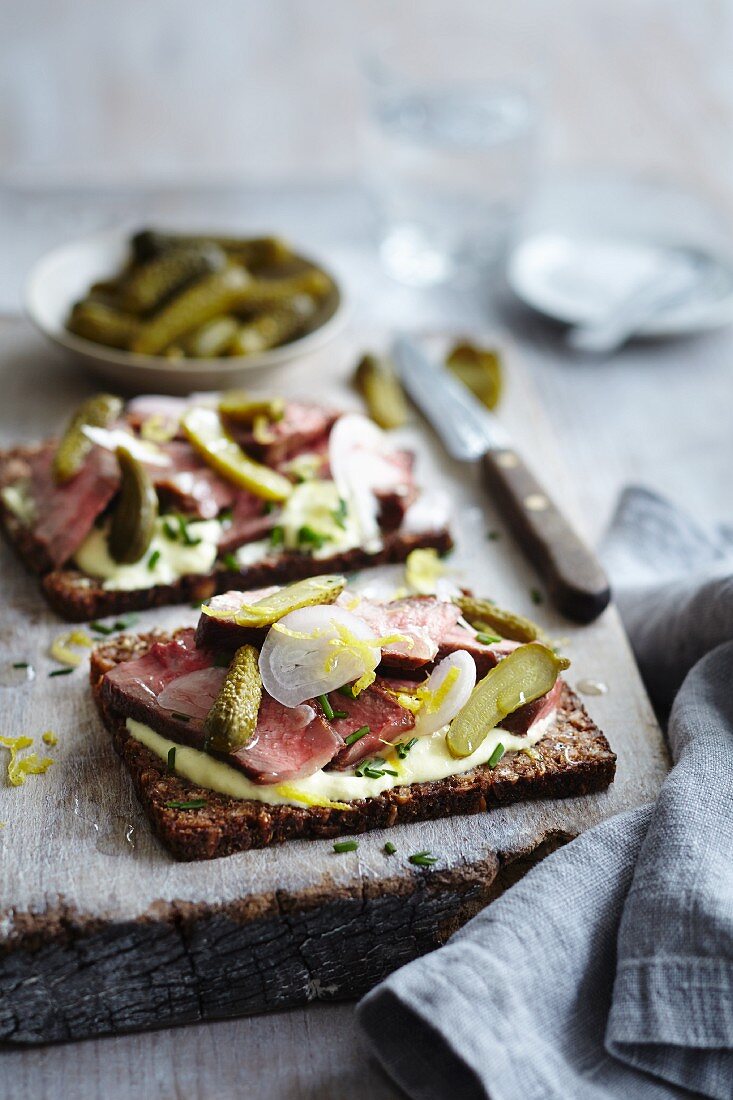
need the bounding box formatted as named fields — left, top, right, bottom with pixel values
left=108, top=446, right=159, bottom=564
left=130, top=266, right=251, bottom=355
left=118, top=243, right=226, bottom=314
left=204, top=644, right=262, bottom=752
left=446, top=643, right=570, bottom=758
left=446, top=341, right=503, bottom=410
left=181, top=406, right=292, bottom=501
left=67, top=300, right=139, bottom=350
left=455, top=595, right=541, bottom=644
left=53, top=393, right=124, bottom=484
left=354, top=353, right=408, bottom=430
left=218, top=391, right=285, bottom=424
left=203, top=574, right=346, bottom=628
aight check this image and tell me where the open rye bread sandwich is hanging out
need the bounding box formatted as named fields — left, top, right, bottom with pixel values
left=0, top=392, right=452, bottom=620
left=90, top=575, right=616, bottom=860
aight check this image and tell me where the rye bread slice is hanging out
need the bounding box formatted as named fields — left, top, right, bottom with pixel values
left=90, top=631, right=616, bottom=862
left=0, top=442, right=452, bottom=621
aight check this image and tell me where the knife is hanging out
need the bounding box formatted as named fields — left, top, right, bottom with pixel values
left=391, top=335, right=611, bottom=623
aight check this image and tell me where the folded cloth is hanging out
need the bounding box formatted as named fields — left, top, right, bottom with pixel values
left=358, top=488, right=733, bottom=1099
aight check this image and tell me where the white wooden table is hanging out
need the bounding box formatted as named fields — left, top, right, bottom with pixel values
left=2, top=4, right=733, bottom=1097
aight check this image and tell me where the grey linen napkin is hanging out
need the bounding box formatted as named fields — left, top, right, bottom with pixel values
left=358, top=488, right=733, bottom=1099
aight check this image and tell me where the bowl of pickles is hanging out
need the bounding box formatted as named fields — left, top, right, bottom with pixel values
left=25, top=227, right=346, bottom=393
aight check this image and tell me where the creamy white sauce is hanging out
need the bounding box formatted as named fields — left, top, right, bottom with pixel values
left=279, top=479, right=363, bottom=559
left=127, top=710, right=555, bottom=808
left=75, top=517, right=221, bottom=590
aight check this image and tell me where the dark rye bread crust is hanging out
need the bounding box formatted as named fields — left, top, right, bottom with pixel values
left=90, top=631, right=616, bottom=862
left=0, top=442, right=452, bottom=621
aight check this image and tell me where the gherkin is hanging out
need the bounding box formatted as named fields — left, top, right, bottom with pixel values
left=53, top=393, right=123, bottom=484
left=454, top=595, right=541, bottom=644
left=67, top=300, right=139, bottom=350
left=108, top=447, right=159, bottom=564
left=354, top=353, right=408, bottom=430
left=118, top=243, right=226, bottom=314
left=204, top=645, right=262, bottom=752
left=131, top=266, right=251, bottom=355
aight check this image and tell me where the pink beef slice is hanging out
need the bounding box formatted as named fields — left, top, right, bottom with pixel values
left=357, top=596, right=463, bottom=671
left=102, top=629, right=343, bottom=783
left=27, top=443, right=120, bottom=569
left=235, top=402, right=340, bottom=466
left=375, top=450, right=418, bottom=532
left=327, top=680, right=416, bottom=770
left=499, top=678, right=563, bottom=736
left=150, top=441, right=235, bottom=519
left=194, top=587, right=282, bottom=649
left=436, top=625, right=519, bottom=678
left=217, top=491, right=274, bottom=553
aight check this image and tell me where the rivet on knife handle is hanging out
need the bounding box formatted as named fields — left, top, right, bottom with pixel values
left=482, top=449, right=611, bottom=623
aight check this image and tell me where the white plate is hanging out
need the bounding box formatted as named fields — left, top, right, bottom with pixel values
left=24, top=228, right=348, bottom=394
left=507, top=231, right=733, bottom=338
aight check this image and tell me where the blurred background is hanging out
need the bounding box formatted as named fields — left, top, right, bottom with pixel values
left=2, top=0, right=733, bottom=531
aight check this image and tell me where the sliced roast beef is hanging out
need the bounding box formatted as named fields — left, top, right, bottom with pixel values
left=27, top=443, right=120, bottom=569
left=436, top=624, right=519, bottom=678
left=326, top=680, right=416, bottom=770
left=150, top=441, right=235, bottom=519
left=194, top=587, right=281, bottom=649
left=356, top=595, right=463, bottom=671
left=102, top=628, right=343, bottom=783
left=217, top=491, right=274, bottom=553
left=234, top=402, right=339, bottom=466
left=499, top=678, right=563, bottom=736
left=375, top=450, right=418, bottom=532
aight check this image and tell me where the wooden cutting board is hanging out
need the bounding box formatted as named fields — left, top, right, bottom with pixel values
left=0, top=322, right=668, bottom=1045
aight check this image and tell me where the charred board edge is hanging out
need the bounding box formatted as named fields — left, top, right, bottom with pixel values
left=0, top=443, right=453, bottom=621
left=0, top=832, right=572, bottom=1046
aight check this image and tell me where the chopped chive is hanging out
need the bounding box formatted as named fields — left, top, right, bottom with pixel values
left=331, top=709, right=348, bottom=720
left=345, top=725, right=370, bottom=746
left=163, top=518, right=179, bottom=540
left=219, top=508, right=233, bottom=523
left=408, top=850, right=438, bottom=867
left=166, top=747, right=176, bottom=774
left=166, top=798, right=206, bottom=810
left=333, top=839, right=358, bottom=853
left=530, top=587, right=543, bottom=605
left=170, top=711, right=191, bottom=722
left=147, top=549, right=161, bottom=570
left=332, top=497, right=348, bottom=528
left=49, top=668, right=73, bottom=677
left=263, top=501, right=275, bottom=515
left=222, top=552, right=239, bottom=570
left=270, top=525, right=284, bottom=548
left=114, top=614, right=139, bottom=630
left=487, top=530, right=501, bottom=541
left=338, top=683, right=356, bottom=699
left=318, top=693, right=335, bottom=720
left=355, top=756, right=398, bottom=779
left=384, top=841, right=397, bottom=855
left=476, top=631, right=502, bottom=645
left=213, top=652, right=231, bottom=667
left=190, top=600, right=204, bottom=609
left=488, top=742, right=505, bottom=768
left=298, top=524, right=327, bottom=550
left=90, top=620, right=116, bottom=635
left=395, top=737, right=418, bottom=759
left=12, top=662, right=28, bottom=669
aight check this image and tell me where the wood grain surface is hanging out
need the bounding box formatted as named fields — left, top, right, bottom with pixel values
left=0, top=319, right=667, bottom=1055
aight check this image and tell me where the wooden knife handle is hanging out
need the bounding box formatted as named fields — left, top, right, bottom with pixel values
left=482, top=448, right=611, bottom=623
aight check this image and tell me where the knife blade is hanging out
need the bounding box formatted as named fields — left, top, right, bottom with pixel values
left=391, top=335, right=611, bottom=623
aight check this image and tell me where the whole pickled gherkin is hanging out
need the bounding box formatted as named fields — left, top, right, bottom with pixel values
left=118, top=243, right=226, bottom=314
left=130, top=266, right=251, bottom=355
left=67, top=300, right=139, bottom=350
left=454, top=595, right=541, bottom=644
left=229, top=296, right=315, bottom=356
left=218, top=391, right=285, bottom=424
left=204, top=644, right=262, bottom=752
left=446, top=643, right=570, bottom=758
left=354, top=353, right=408, bottom=430
left=231, top=269, right=332, bottom=313
left=108, top=446, right=159, bottom=564
left=53, top=393, right=124, bottom=484
left=131, top=229, right=294, bottom=271
left=203, top=574, right=346, bottom=627
left=182, top=315, right=240, bottom=358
